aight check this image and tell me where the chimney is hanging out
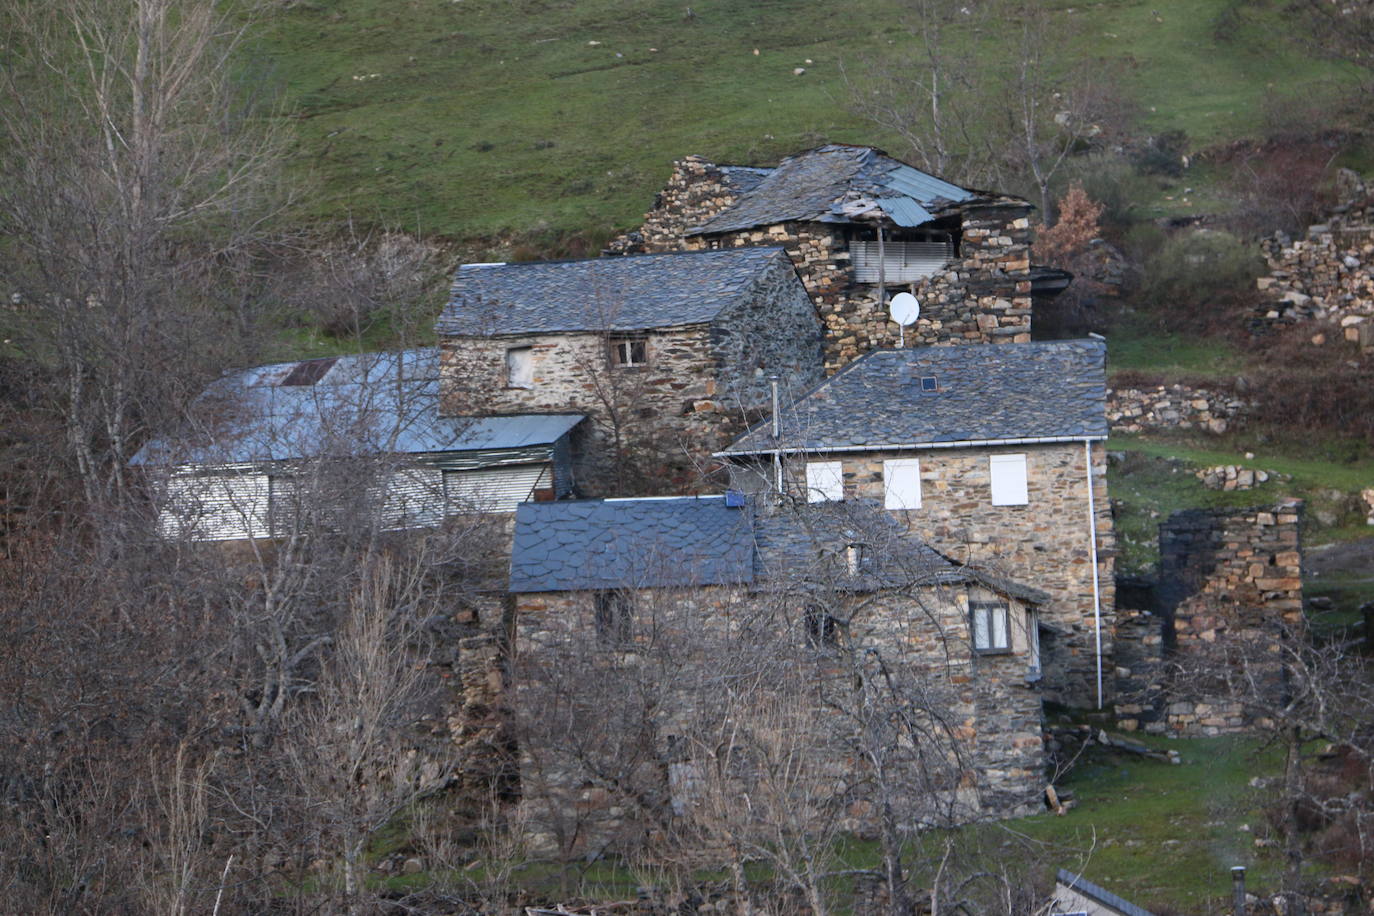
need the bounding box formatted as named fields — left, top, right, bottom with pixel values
left=845, top=542, right=864, bottom=576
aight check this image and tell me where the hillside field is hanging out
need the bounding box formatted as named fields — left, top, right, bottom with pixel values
left=253, top=0, right=1352, bottom=244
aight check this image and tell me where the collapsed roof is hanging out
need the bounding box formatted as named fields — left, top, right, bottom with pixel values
left=687, top=144, right=992, bottom=237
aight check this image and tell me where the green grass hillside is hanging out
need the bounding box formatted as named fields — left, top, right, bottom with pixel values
left=255, top=0, right=1350, bottom=243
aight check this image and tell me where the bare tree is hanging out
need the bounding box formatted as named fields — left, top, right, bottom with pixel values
left=0, top=0, right=289, bottom=512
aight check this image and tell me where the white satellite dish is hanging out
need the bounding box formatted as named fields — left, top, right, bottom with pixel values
left=889, top=292, right=921, bottom=326
left=889, top=292, right=920, bottom=347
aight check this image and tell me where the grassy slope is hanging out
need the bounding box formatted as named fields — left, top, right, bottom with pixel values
left=254, top=0, right=1350, bottom=243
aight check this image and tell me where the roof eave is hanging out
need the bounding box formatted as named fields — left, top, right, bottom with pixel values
left=715, top=433, right=1108, bottom=459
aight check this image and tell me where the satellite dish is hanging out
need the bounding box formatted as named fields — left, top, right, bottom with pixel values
left=889, top=292, right=921, bottom=326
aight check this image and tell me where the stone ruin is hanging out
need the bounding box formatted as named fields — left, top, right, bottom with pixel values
left=1255, top=167, right=1374, bottom=350
left=1114, top=500, right=1304, bottom=736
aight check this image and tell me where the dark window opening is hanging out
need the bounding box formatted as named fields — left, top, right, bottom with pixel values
left=804, top=603, right=839, bottom=648
left=280, top=357, right=338, bottom=386
left=594, top=590, right=633, bottom=644
left=610, top=336, right=648, bottom=368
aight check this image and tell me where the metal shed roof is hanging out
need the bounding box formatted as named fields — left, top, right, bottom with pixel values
left=130, top=349, right=584, bottom=467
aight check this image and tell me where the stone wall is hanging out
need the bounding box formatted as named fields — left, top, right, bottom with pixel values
left=1107, top=383, right=1251, bottom=435
left=1255, top=168, right=1374, bottom=346
left=511, top=583, right=1045, bottom=858
left=438, top=259, right=823, bottom=494
left=730, top=441, right=1116, bottom=709
left=612, top=156, right=1036, bottom=371
left=1112, top=502, right=1305, bottom=736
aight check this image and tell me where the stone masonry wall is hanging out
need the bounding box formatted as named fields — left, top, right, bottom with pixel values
left=729, top=441, right=1116, bottom=709
left=1107, top=384, right=1252, bottom=435
left=613, top=157, right=1036, bottom=371
left=1115, top=502, right=1305, bottom=737
left=512, top=583, right=1045, bottom=858
left=1255, top=169, right=1374, bottom=348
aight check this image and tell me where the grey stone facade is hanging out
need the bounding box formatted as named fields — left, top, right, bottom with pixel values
left=437, top=253, right=823, bottom=494
left=729, top=441, right=1116, bottom=708
left=511, top=580, right=1046, bottom=858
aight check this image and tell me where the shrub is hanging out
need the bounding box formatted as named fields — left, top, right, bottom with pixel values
left=1137, top=229, right=1265, bottom=330
left=1133, top=130, right=1189, bottom=178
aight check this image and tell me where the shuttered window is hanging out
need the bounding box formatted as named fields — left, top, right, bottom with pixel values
left=506, top=346, right=533, bottom=388
left=989, top=454, right=1029, bottom=506
left=444, top=465, right=552, bottom=513
left=883, top=458, right=922, bottom=510
left=850, top=240, right=954, bottom=283
left=805, top=461, right=844, bottom=503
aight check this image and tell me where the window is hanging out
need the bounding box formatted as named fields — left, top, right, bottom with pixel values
left=506, top=346, right=533, bottom=388
left=609, top=335, right=648, bottom=368
left=971, top=601, right=1011, bottom=654
left=1026, top=609, right=1041, bottom=675
left=805, top=461, right=844, bottom=503
left=803, top=603, right=839, bottom=648
left=920, top=376, right=938, bottom=392
left=883, top=458, right=922, bottom=510
left=594, top=590, right=633, bottom=644
left=989, top=453, right=1029, bottom=506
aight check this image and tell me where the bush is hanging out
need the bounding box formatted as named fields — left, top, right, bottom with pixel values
left=1137, top=229, right=1265, bottom=329
left=1066, top=155, right=1155, bottom=236
left=1133, top=130, right=1189, bottom=178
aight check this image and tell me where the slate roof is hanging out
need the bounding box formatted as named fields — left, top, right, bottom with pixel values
left=689, top=145, right=982, bottom=236
left=130, top=348, right=584, bottom=467
left=436, top=247, right=789, bottom=337
left=720, top=340, right=1108, bottom=455
left=508, top=495, right=1047, bottom=603
left=508, top=497, right=756, bottom=593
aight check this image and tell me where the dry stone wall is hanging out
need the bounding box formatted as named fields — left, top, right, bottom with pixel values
left=1107, top=383, right=1251, bottom=435
left=1255, top=169, right=1374, bottom=347
left=1112, top=502, right=1304, bottom=736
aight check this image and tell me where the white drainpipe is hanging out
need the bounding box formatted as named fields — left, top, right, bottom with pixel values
left=1084, top=439, right=1104, bottom=709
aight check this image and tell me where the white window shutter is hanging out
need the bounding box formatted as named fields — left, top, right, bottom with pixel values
left=989, top=454, right=1029, bottom=506
left=805, top=461, right=844, bottom=503
left=883, top=458, right=922, bottom=510
left=506, top=347, right=533, bottom=388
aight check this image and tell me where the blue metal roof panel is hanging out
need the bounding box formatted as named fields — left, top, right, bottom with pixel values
left=880, top=162, right=976, bottom=206
left=875, top=196, right=937, bottom=228
left=130, top=349, right=584, bottom=467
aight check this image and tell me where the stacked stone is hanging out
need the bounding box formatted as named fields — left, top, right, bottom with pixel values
left=605, top=156, right=755, bottom=255
left=1363, top=488, right=1374, bottom=526
left=1107, top=384, right=1250, bottom=434
left=1255, top=168, right=1374, bottom=345
left=1157, top=501, right=1304, bottom=736
left=1194, top=465, right=1285, bottom=490
left=1112, top=607, right=1168, bottom=733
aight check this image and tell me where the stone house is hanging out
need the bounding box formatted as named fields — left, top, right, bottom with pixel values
left=717, top=339, right=1114, bottom=708
left=434, top=246, right=824, bottom=494
left=610, top=144, right=1056, bottom=369
left=505, top=494, right=1048, bottom=856
left=131, top=348, right=585, bottom=540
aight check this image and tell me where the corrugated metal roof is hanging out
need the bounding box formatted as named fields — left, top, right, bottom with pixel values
left=689, top=145, right=983, bottom=236
left=130, top=349, right=584, bottom=467
left=436, top=247, right=788, bottom=337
